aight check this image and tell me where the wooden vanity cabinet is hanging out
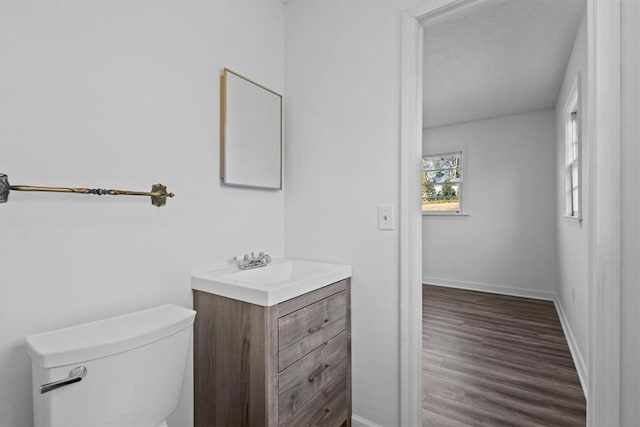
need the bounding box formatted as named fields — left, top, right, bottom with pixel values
left=193, top=279, right=351, bottom=427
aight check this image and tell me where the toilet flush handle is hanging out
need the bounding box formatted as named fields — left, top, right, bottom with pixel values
left=40, top=366, right=87, bottom=394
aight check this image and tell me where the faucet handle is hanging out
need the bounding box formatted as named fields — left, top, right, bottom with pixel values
left=236, top=251, right=271, bottom=269
left=238, top=254, right=249, bottom=267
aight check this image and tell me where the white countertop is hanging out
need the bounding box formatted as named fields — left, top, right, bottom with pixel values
left=191, top=258, right=352, bottom=306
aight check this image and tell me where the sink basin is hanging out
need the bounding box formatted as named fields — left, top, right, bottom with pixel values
left=192, top=258, right=352, bottom=306
left=222, top=261, right=294, bottom=285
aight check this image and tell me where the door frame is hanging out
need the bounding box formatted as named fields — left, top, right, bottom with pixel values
left=399, top=1, right=622, bottom=425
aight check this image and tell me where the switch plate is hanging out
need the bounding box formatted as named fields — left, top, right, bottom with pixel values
left=377, top=205, right=394, bottom=230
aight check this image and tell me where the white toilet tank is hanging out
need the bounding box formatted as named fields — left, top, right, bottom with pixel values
left=26, top=304, right=196, bottom=427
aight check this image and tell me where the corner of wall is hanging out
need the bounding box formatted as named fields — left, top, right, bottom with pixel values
left=553, top=295, right=588, bottom=399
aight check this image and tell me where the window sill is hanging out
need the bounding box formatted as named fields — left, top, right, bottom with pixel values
left=563, top=215, right=583, bottom=227
left=422, top=212, right=469, bottom=217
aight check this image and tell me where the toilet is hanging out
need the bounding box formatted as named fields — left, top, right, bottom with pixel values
left=26, top=304, right=196, bottom=427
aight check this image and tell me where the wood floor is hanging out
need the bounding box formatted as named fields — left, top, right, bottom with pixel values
left=423, top=285, right=586, bottom=426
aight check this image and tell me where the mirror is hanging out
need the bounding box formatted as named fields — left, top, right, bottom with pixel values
left=220, top=68, right=283, bottom=189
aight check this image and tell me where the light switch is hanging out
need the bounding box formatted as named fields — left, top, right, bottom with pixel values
left=377, top=205, right=394, bottom=230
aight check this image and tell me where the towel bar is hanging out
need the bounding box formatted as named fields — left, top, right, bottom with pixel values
left=0, top=173, right=174, bottom=207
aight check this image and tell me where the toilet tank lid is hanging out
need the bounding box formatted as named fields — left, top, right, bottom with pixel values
left=26, top=304, right=196, bottom=368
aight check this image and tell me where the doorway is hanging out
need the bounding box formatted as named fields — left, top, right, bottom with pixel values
left=399, top=0, right=623, bottom=425
left=420, top=1, right=586, bottom=422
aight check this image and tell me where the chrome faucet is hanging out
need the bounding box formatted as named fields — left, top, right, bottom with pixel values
left=238, top=252, right=272, bottom=270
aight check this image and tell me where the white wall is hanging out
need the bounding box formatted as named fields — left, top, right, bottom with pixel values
left=421, top=110, right=558, bottom=298
left=0, top=2, right=284, bottom=426
left=554, top=12, right=588, bottom=382
left=283, top=1, right=414, bottom=425
left=621, top=0, right=640, bottom=424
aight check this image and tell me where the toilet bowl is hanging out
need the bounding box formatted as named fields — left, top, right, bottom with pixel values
left=26, top=304, right=196, bottom=427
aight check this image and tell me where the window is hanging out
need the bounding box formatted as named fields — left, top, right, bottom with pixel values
left=564, top=80, right=581, bottom=219
left=422, top=151, right=463, bottom=214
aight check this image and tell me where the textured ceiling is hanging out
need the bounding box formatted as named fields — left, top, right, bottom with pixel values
left=423, top=0, right=585, bottom=128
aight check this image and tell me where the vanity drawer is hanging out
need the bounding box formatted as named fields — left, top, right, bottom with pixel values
left=278, top=291, right=347, bottom=371
left=279, top=373, right=347, bottom=427
left=279, top=332, right=348, bottom=423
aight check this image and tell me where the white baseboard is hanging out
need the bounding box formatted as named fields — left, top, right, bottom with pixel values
left=352, top=414, right=383, bottom=427
left=554, top=296, right=588, bottom=400
left=422, top=276, right=556, bottom=301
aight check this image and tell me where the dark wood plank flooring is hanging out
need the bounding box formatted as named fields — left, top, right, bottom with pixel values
left=423, top=285, right=586, bottom=426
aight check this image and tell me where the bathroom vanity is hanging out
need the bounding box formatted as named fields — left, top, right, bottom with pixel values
left=192, top=258, right=352, bottom=427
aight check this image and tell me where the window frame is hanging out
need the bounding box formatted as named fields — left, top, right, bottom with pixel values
left=421, top=149, right=466, bottom=216
left=564, top=74, right=583, bottom=222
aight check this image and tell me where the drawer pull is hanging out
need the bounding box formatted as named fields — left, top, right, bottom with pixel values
left=307, top=363, right=330, bottom=383
left=321, top=407, right=332, bottom=420
left=307, top=318, right=329, bottom=334
left=310, top=407, right=332, bottom=427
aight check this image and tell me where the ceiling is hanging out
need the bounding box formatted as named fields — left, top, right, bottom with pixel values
left=422, top=0, right=585, bottom=128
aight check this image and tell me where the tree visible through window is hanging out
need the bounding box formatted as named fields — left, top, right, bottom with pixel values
left=566, top=110, right=580, bottom=217
left=422, top=152, right=462, bottom=213
left=563, top=75, right=581, bottom=220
